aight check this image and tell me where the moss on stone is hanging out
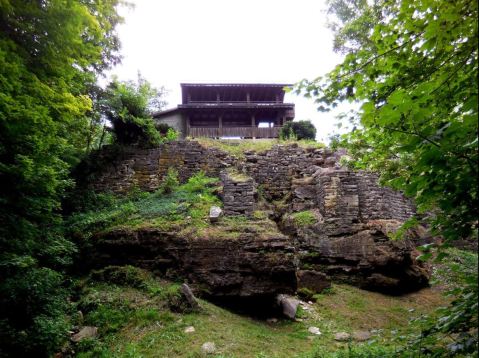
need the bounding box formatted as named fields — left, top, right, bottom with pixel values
left=225, top=167, right=251, bottom=182
left=195, top=138, right=278, bottom=158
left=67, top=172, right=222, bottom=238
left=192, top=213, right=283, bottom=241
left=291, top=210, right=317, bottom=227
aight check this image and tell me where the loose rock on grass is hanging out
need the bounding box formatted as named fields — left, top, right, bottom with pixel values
left=334, top=332, right=351, bottom=341
left=201, top=342, right=216, bottom=355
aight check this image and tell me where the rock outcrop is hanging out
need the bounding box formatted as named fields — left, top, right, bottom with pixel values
left=80, top=140, right=431, bottom=297
left=291, top=220, right=430, bottom=293
left=87, top=227, right=297, bottom=297
left=281, top=166, right=428, bottom=293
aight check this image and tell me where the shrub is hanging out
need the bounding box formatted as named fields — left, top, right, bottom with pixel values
left=156, top=124, right=179, bottom=142
left=86, top=305, right=130, bottom=334
left=156, top=123, right=172, bottom=135
left=160, top=168, right=180, bottom=194
left=0, top=268, right=70, bottom=357
left=406, top=248, right=479, bottom=356
left=280, top=120, right=317, bottom=140
left=89, top=266, right=150, bottom=289
left=66, top=172, right=222, bottom=242
left=105, top=76, right=166, bottom=147
left=291, top=210, right=317, bottom=227
left=182, top=171, right=219, bottom=193
left=165, top=128, right=179, bottom=141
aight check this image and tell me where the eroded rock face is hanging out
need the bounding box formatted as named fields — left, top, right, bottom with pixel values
left=86, top=227, right=297, bottom=297
left=294, top=221, right=430, bottom=293
left=282, top=165, right=430, bottom=293
left=296, top=270, right=331, bottom=294
left=81, top=141, right=431, bottom=296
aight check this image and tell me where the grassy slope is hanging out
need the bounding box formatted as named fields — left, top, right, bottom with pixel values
left=194, top=138, right=324, bottom=159
left=68, top=144, right=476, bottom=357
left=75, top=276, right=449, bottom=358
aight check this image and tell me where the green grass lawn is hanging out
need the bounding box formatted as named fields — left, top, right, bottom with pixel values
left=74, top=272, right=450, bottom=358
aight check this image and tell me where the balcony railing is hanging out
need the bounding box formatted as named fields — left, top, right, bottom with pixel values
left=188, top=100, right=281, bottom=104
left=189, top=126, right=282, bottom=138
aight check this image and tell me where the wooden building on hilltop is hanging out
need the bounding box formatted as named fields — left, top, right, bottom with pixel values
left=153, top=83, right=295, bottom=139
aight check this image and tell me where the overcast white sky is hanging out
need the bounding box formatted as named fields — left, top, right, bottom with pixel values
left=109, top=0, right=347, bottom=142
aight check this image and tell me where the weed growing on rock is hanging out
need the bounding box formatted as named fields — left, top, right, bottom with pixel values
left=195, top=138, right=324, bottom=159
left=159, top=167, right=179, bottom=194
left=66, top=172, right=221, bottom=239
left=291, top=210, right=317, bottom=227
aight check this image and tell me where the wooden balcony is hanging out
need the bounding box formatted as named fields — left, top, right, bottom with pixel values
left=188, top=126, right=282, bottom=139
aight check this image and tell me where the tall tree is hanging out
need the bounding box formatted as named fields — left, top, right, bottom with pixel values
left=297, top=0, right=477, bottom=353
left=280, top=120, right=317, bottom=140
left=105, top=75, right=168, bottom=147
left=0, top=1, right=124, bottom=356
left=325, top=0, right=384, bottom=54
left=299, top=0, right=477, bottom=243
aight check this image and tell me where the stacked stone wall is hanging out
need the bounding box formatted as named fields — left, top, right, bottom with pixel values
left=317, top=170, right=359, bottom=222
left=243, top=145, right=340, bottom=201
left=86, top=141, right=415, bottom=224
left=88, top=141, right=234, bottom=193
left=221, top=171, right=255, bottom=216
left=357, top=172, right=414, bottom=222
left=84, top=140, right=428, bottom=294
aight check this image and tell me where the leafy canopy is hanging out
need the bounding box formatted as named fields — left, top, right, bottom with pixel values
left=105, top=76, right=168, bottom=147
left=280, top=120, right=317, bottom=140
left=298, top=0, right=478, bottom=243
left=0, top=0, right=123, bottom=356
left=298, top=0, right=477, bottom=354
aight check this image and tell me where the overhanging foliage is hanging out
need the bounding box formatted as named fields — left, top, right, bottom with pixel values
left=297, top=0, right=478, bottom=354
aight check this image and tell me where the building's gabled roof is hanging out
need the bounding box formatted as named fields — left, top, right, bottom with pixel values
left=153, top=83, right=295, bottom=118
left=181, top=83, right=293, bottom=104
left=151, top=107, right=180, bottom=118
left=180, top=83, right=292, bottom=88
left=178, top=103, right=294, bottom=110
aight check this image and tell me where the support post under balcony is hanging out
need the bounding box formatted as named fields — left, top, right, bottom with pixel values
left=218, top=115, right=223, bottom=138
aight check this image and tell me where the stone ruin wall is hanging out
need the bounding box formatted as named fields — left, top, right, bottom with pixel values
left=241, top=145, right=415, bottom=223
left=88, top=140, right=415, bottom=223
left=220, top=171, right=255, bottom=216
left=84, top=141, right=429, bottom=295
left=88, top=141, right=234, bottom=193
left=356, top=172, right=414, bottom=222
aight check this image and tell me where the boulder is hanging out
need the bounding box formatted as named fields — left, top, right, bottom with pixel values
left=308, top=326, right=321, bottom=335
left=352, top=330, right=372, bottom=341
left=71, top=326, right=98, bottom=343
left=276, top=294, right=300, bottom=319
left=184, top=326, right=195, bottom=333
left=201, top=342, right=216, bottom=355
left=209, top=206, right=223, bottom=223
left=334, top=332, right=351, bottom=342
left=295, top=220, right=430, bottom=294
left=180, top=283, right=200, bottom=311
